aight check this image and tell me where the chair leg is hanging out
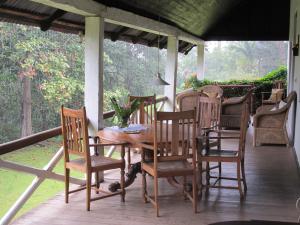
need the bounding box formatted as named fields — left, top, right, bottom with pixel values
left=121, top=145, right=126, bottom=202
left=198, top=161, right=203, bottom=199
left=142, top=170, right=148, bottom=203
left=86, top=172, right=92, bottom=211
left=241, top=159, right=247, bottom=192
left=154, top=176, right=159, bottom=217
left=121, top=166, right=125, bottom=202
left=192, top=172, right=198, bottom=213
left=218, top=162, right=222, bottom=178
left=183, top=175, right=187, bottom=200
left=65, top=168, right=70, bottom=204
left=237, top=162, right=243, bottom=199
left=206, top=162, right=210, bottom=192
left=127, top=147, right=131, bottom=170
left=95, top=171, right=100, bottom=194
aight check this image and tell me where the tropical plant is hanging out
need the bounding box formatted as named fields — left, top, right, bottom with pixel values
left=110, top=97, right=140, bottom=128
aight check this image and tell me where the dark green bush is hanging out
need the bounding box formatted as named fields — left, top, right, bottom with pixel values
left=183, top=66, right=287, bottom=111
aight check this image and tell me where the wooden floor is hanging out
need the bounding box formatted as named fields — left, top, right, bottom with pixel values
left=13, top=127, right=300, bottom=225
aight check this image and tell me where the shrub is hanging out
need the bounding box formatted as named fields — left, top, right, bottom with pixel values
left=182, top=66, right=287, bottom=111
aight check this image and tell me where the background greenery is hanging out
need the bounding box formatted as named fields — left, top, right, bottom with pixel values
left=183, top=66, right=287, bottom=110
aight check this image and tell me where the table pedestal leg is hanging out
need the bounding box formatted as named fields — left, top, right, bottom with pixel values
left=109, top=162, right=141, bottom=192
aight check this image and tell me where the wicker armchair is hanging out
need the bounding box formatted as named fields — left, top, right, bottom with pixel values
left=198, top=85, right=223, bottom=98
left=253, top=91, right=296, bottom=147
left=220, top=89, right=253, bottom=129
left=176, top=89, right=199, bottom=112
left=176, top=85, right=223, bottom=112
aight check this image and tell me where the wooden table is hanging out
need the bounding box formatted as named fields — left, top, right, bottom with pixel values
left=97, top=124, right=154, bottom=148
left=97, top=124, right=192, bottom=191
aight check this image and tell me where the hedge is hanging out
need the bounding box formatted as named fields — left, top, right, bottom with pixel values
left=183, top=66, right=287, bottom=110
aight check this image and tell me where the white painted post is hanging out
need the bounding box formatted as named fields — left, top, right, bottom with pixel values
left=85, top=17, right=104, bottom=180
left=85, top=17, right=104, bottom=133
left=164, top=36, right=178, bottom=112
left=197, top=44, right=205, bottom=80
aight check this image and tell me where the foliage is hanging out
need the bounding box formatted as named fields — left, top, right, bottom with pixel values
left=0, top=22, right=288, bottom=143
left=203, top=41, right=288, bottom=81
left=110, top=97, right=140, bottom=127
left=183, top=66, right=287, bottom=110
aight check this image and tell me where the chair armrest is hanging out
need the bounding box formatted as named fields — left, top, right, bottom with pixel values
left=196, top=130, right=240, bottom=143
left=139, top=143, right=154, bottom=150
left=207, top=129, right=240, bottom=135
left=89, top=140, right=127, bottom=147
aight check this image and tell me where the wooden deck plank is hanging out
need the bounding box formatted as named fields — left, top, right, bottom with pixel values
left=12, top=128, right=300, bottom=224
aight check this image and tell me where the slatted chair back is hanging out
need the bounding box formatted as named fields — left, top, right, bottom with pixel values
left=154, top=110, right=196, bottom=166
left=129, top=95, right=156, bottom=124
left=197, top=96, right=221, bottom=135
left=238, top=100, right=250, bottom=158
left=61, top=106, right=90, bottom=166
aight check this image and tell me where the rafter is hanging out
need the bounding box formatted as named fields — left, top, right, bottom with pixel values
left=111, top=26, right=130, bottom=42
left=0, top=7, right=83, bottom=34
left=148, top=35, right=165, bottom=47
left=159, top=36, right=168, bottom=49
left=184, top=44, right=196, bottom=55
left=0, top=0, right=8, bottom=6
left=131, top=31, right=148, bottom=44
left=178, top=41, right=189, bottom=53
left=40, top=9, right=67, bottom=31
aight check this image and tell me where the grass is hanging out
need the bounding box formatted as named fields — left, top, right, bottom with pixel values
left=0, top=138, right=120, bottom=221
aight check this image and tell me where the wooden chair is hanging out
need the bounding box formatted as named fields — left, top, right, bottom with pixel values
left=61, top=106, right=126, bottom=211
left=198, top=99, right=250, bottom=198
left=141, top=110, right=197, bottom=216
left=129, top=95, right=156, bottom=124
left=127, top=95, right=156, bottom=169
left=197, top=95, right=222, bottom=179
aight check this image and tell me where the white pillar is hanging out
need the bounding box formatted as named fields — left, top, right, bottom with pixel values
left=84, top=17, right=104, bottom=134
left=164, top=36, right=178, bottom=112
left=197, top=44, right=205, bottom=80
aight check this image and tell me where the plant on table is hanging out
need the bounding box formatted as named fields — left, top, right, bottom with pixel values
left=110, top=97, right=140, bottom=128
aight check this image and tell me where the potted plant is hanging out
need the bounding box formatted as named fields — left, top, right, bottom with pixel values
left=110, top=97, right=140, bottom=128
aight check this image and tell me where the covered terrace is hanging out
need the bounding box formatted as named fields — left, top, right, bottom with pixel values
left=0, top=0, right=298, bottom=225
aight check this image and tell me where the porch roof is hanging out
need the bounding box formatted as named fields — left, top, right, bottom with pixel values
left=0, top=0, right=290, bottom=55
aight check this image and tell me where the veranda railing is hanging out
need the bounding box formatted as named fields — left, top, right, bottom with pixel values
left=0, top=96, right=167, bottom=225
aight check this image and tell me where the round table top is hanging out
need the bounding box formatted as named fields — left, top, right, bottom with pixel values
left=97, top=124, right=154, bottom=146
left=97, top=123, right=194, bottom=148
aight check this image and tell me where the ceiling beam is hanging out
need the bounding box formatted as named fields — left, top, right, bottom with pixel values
left=0, top=7, right=83, bottom=33
left=40, top=9, right=67, bottom=31
left=131, top=31, right=148, bottom=44
left=184, top=45, right=196, bottom=55
left=178, top=41, right=189, bottom=53
left=30, top=0, right=204, bottom=45
left=159, top=37, right=168, bottom=49
left=110, top=26, right=130, bottom=42
left=0, top=0, right=8, bottom=6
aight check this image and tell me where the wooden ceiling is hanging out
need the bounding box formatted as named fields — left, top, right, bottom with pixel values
left=94, top=0, right=290, bottom=41
left=0, top=0, right=291, bottom=54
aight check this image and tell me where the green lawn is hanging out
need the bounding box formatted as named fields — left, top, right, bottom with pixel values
left=0, top=138, right=120, bottom=220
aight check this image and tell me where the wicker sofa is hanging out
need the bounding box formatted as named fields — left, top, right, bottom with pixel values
left=253, top=91, right=296, bottom=147
left=220, top=89, right=253, bottom=129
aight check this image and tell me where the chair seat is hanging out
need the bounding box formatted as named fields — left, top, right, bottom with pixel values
left=202, top=149, right=238, bottom=157
left=197, top=136, right=219, bottom=146
left=66, top=155, right=124, bottom=172
left=142, top=160, right=194, bottom=177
